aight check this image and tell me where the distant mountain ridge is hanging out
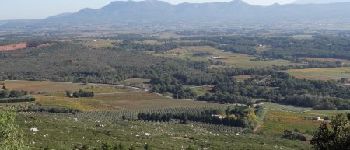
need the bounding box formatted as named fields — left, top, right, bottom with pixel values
left=2, top=0, right=350, bottom=30
left=294, top=0, right=350, bottom=4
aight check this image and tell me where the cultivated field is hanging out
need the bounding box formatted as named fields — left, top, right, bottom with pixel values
left=154, top=46, right=297, bottom=68
left=3, top=80, right=225, bottom=111
left=18, top=112, right=308, bottom=150
left=2, top=80, right=349, bottom=149
left=0, top=42, right=27, bottom=51
left=79, top=39, right=117, bottom=49
left=287, top=67, right=350, bottom=81
left=303, top=57, right=350, bottom=66
left=17, top=101, right=348, bottom=150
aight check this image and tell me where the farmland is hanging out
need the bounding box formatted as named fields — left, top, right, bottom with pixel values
left=14, top=101, right=349, bottom=149
left=3, top=80, right=225, bottom=111
left=0, top=80, right=347, bottom=149
left=154, top=46, right=297, bottom=68
left=303, top=58, right=350, bottom=66
left=0, top=42, right=27, bottom=51
left=79, top=39, right=117, bottom=49
left=18, top=112, right=310, bottom=150
left=287, top=67, right=350, bottom=81
left=1, top=30, right=350, bottom=149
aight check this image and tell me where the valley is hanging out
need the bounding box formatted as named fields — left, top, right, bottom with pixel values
left=0, top=31, right=350, bottom=149
left=2, top=80, right=347, bottom=149
left=1, top=1, right=350, bottom=149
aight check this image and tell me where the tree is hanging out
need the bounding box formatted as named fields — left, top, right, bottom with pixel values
left=186, top=145, right=195, bottom=150
left=113, top=143, right=125, bottom=150
left=311, top=114, right=350, bottom=150
left=129, top=145, right=136, bottom=150
left=144, top=143, right=151, bottom=150
left=0, top=90, right=9, bottom=99
left=65, top=91, right=72, bottom=98
left=0, top=109, right=26, bottom=150
left=101, top=143, right=112, bottom=150
left=73, top=144, right=89, bottom=150
left=282, top=130, right=307, bottom=141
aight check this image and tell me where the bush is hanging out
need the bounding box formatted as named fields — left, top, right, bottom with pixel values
left=0, top=89, right=28, bottom=99
left=282, top=130, right=307, bottom=141
left=24, top=105, right=80, bottom=114
left=0, top=109, right=26, bottom=149
left=67, top=89, right=94, bottom=98
left=311, top=114, right=350, bottom=150
left=0, top=96, right=35, bottom=103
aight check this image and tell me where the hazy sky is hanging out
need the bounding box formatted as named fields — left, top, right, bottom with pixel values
left=0, top=0, right=295, bottom=20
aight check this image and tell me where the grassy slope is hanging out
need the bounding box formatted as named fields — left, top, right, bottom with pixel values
left=260, top=103, right=350, bottom=136
left=18, top=112, right=310, bottom=150
left=3, top=80, right=349, bottom=149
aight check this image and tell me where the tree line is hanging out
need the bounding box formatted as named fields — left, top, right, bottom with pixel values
left=0, top=86, right=34, bottom=103
left=137, top=106, right=259, bottom=129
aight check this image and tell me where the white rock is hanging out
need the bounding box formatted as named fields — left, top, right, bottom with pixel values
left=30, top=127, right=39, bottom=132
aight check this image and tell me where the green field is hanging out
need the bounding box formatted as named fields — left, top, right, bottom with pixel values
left=79, top=39, right=117, bottom=49
left=287, top=67, right=350, bottom=81
left=303, top=58, right=350, bottom=66
left=154, top=46, right=297, bottom=68
left=18, top=112, right=310, bottom=150
left=260, top=103, right=348, bottom=136
left=16, top=102, right=349, bottom=150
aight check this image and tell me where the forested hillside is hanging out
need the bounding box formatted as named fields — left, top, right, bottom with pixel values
left=1, top=34, right=350, bottom=109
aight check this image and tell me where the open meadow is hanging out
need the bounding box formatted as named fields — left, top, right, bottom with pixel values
left=18, top=112, right=311, bottom=150
left=259, top=103, right=350, bottom=136
left=153, top=46, right=297, bottom=68
left=303, top=58, right=350, bottom=66
left=287, top=67, right=350, bottom=81
left=15, top=101, right=349, bottom=150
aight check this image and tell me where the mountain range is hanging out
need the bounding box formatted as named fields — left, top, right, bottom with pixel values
left=2, top=0, right=350, bottom=30
left=293, top=0, right=350, bottom=4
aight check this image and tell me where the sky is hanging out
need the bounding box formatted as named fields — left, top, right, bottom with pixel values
left=0, top=0, right=296, bottom=20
